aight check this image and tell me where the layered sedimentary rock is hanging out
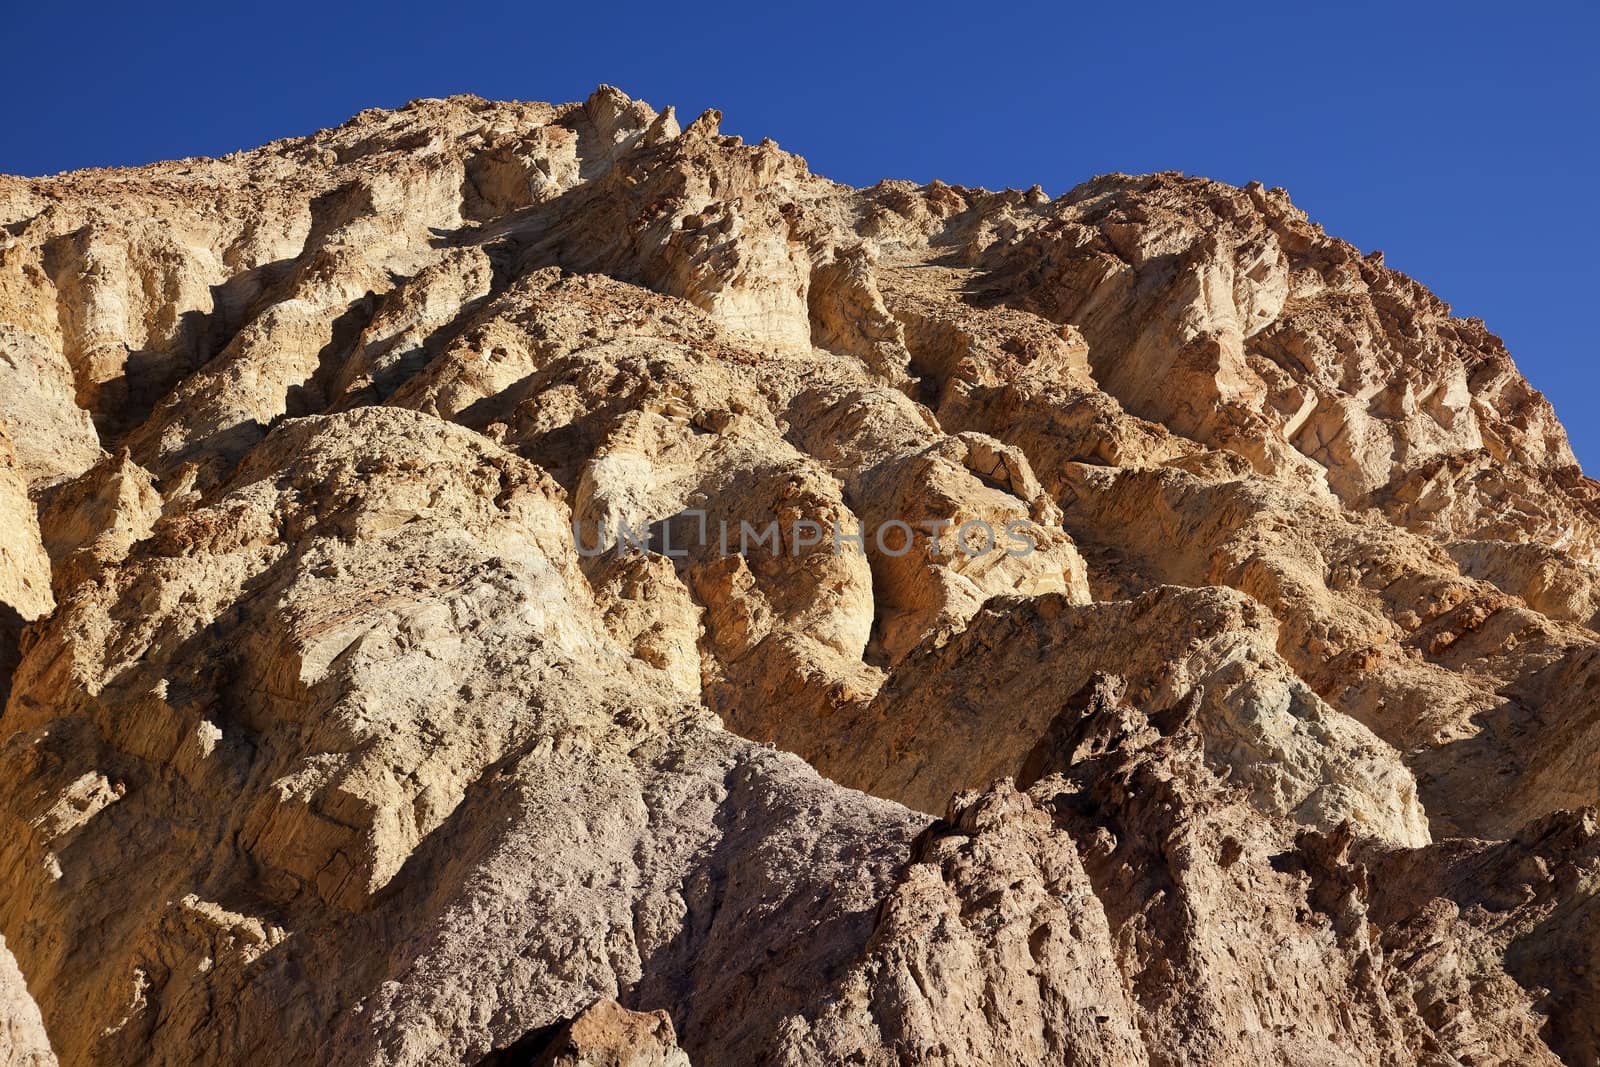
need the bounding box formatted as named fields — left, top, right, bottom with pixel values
left=0, top=87, right=1597, bottom=1065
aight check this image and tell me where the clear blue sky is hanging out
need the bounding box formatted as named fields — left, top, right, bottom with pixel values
left=4, top=1, right=1595, bottom=470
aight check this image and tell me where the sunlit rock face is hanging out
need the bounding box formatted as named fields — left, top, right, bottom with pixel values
left=1, top=87, right=1597, bottom=1066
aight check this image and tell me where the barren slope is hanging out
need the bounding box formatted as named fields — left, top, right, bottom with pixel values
left=1, top=88, right=1597, bottom=1066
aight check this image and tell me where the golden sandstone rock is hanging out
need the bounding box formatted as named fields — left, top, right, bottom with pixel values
left=0, top=87, right=1597, bottom=1065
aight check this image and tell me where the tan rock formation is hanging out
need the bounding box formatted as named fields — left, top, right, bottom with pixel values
left=480, top=999, right=689, bottom=1067
left=0, top=937, right=55, bottom=1067
left=0, top=87, right=1597, bottom=1066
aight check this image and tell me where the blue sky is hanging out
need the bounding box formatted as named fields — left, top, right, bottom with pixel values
left=4, top=1, right=1595, bottom=469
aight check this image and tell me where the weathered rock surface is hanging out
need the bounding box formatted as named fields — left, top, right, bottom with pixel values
left=0, top=937, right=55, bottom=1067
left=0, top=88, right=1596, bottom=1066
left=486, top=999, right=689, bottom=1067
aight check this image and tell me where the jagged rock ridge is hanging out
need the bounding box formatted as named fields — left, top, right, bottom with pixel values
left=0, top=86, right=1597, bottom=1066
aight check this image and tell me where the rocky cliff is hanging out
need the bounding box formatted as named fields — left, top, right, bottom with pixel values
left=1, top=87, right=1597, bottom=1066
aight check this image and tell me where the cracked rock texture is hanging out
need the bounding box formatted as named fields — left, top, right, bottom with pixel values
left=0, top=87, right=1597, bottom=1065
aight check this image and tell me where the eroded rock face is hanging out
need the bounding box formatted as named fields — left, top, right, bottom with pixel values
left=486, top=999, right=690, bottom=1067
left=0, top=937, right=55, bottom=1067
left=0, top=87, right=1597, bottom=1066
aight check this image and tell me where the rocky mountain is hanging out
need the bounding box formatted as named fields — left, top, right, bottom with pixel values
left=1, top=86, right=1598, bottom=1066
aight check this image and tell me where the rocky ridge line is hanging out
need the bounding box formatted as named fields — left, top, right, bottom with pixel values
left=0, top=87, right=1597, bottom=1066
